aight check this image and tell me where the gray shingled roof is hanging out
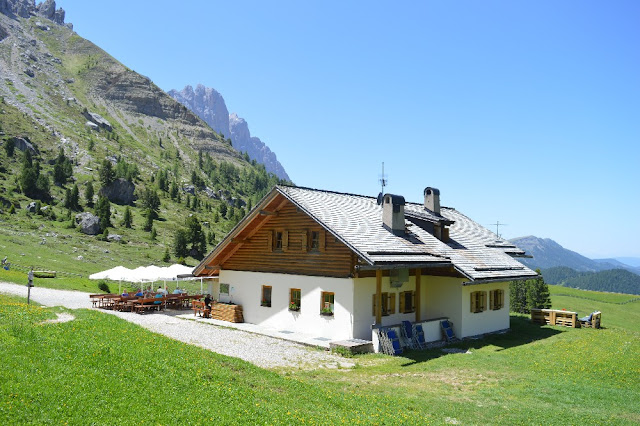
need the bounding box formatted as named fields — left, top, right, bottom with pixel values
left=277, top=186, right=537, bottom=282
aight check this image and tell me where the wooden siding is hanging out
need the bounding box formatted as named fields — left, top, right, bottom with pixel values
left=221, top=202, right=355, bottom=277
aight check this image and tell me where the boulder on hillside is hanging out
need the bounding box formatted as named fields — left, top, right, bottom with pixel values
left=99, top=178, right=135, bottom=205
left=83, top=110, right=112, bottom=132
left=11, top=136, right=38, bottom=155
left=26, top=201, right=37, bottom=213
left=182, top=185, right=195, bottom=195
left=75, top=212, right=100, bottom=235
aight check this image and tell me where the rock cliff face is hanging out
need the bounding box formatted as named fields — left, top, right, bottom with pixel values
left=228, top=113, right=289, bottom=181
left=168, top=85, right=229, bottom=138
left=1, top=0, right=71, bottom=28
left=169, top=84, right=290, bottom=181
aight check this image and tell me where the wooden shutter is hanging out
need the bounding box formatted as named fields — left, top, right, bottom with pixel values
left=400, top=292, right=406, bottom=313
left=372, top=294, right=377, bottom=316
left=480, top=291, right=486, bottom=311
left=319, top=230, right=326, bottom=252
left=470, top=292, right=477, bottom=313
left=301, top=231, right=308, bottom=252
left=389, top=293, right=396, bottom=314
left=498, top=290, right=504, bottom=309
left=283, top=230, right=289, bottom=251
left=411, top=292, right=415, bottom=312
left=490, top=290, right=494, bottom=310
left=266, top=231, right=273, bottom=252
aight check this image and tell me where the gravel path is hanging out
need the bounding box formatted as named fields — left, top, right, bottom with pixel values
left=0, top=282, right=352, bottom=370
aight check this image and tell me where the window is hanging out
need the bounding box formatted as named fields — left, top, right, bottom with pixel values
left=310, top=231, right=320, bottom=250
left=490, top=289, right=504, bottom=310
left=399, top=291, right=415, bottom=313
left=261, top=285, right=272, bottom=307
left=289, top=288, right=301, bottom=311
left=321, top=291, right=334, bottom=315
left=274, top=231, right=283, bottom=251
left=470, top=291, right=487, bottom=313
left=372, top=292, right=396, bottom=316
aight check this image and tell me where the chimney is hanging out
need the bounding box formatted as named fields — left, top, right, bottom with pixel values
left=424, top=187, right=440, bottom=215
left=382, top=194, right=405, bottom=235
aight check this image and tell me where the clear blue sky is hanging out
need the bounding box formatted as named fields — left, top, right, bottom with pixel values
left=59, top=0, right=640, bottom=259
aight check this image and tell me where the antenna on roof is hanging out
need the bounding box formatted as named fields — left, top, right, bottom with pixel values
left=490, top=221, right=507, bottom=238
left=378, top=162, right=388, bottom=195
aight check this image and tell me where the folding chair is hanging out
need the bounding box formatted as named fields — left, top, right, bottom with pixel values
left=441, top=319, right=455, bottom=342
left=401, top=320, right=418, bottom=349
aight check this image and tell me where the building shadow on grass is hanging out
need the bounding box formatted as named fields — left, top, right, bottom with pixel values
left=399, top=315, right=564, bottom=366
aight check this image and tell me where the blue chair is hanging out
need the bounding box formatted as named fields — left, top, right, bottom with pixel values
left=401, top=320, right=418, bottom=349
left=441, top=320, right=455, bottom=342
left=413, top=324, right=426, bottom=349
left=386, top=329, right=403, bottom=356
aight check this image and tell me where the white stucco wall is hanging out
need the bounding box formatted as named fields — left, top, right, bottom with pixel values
left=422, top=276, right=463, bottom=337
left=459, top=281, right=510, bottom=338
left=353, top=275, right=419, bottom=340
left=218, top=270, right=355, bottom=341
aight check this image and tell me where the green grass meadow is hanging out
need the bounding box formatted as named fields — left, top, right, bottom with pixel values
left=1, top=286, right=638, bottom=424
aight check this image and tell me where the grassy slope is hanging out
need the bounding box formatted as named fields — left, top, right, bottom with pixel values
left=1, top=287, right=639, bottom=424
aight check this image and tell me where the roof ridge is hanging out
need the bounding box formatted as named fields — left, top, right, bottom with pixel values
left=277, top=184, right=378, bottom=200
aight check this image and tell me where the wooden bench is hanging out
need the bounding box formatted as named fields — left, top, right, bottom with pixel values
left=579, top=311, right=601, bottom=329
left=133, top=297, right=166, bottom=314
left=192, top=300, right=210, bottom=318
left=531, top=308, right=578, bottom=328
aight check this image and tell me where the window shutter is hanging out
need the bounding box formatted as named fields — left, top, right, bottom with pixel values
left=283, top=230, right=289, bottom=251
left=498, top=290, right=504, bottom=309
left=400, top=292, right=406, bottom=313
left=302, top=231, right=308, bottom=252
left=372, top=294, right=377, bottom=316
left=267, top=231, right=273, bottom=252
left=490, top=290, right=494, bottom=310
left=481, top=291, right=486, bottom=311
left=389, top=293, right=396, bottom=314
left=319, top=230, right=326, bottom=252
left=411, top=291, right=415, bottom=312
left=470, top=292, right=477, bottom=313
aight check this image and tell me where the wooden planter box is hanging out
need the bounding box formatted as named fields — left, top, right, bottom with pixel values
left=211, top=303, right=244, bottom=323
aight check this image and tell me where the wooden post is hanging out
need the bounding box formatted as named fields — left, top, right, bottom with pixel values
left=375, top=269, right=382, bottom=325
left=415, top=268, right=421, bottom=322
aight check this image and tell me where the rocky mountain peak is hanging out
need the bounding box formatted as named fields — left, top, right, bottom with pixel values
left=1, top=0, right=71, bottom=28
left=169, top=85, right=290, bottom=181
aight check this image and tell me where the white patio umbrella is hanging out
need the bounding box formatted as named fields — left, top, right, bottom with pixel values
left=89, top=266, right=134, bottom=294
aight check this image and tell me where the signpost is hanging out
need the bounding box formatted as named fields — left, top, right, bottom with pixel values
left=27, top=268, right=34, bottom=304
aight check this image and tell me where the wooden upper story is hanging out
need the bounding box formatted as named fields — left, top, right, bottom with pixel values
left=195, top=192, right=356, bottom=278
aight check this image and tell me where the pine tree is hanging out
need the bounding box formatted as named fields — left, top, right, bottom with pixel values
left=162, top=247, right=171, bottom=263
left=185, top=216, right=207, bottom=258
left=85, top=181, right=95, bottom=206
left=143, top=210, right=154, bottom=232
left=70, top=184, right=80, bottom=210
left=95, top=194, right=112, bottom=231
left=99, top=159, right=115, bottom=187
left=122, top=206, right=132, bottom=228
left=173, top=229, right=189, bottom=258
left=150, top=226, right=157, bottom=241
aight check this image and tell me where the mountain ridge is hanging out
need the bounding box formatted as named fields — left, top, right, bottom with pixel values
left=168, top=84, right=290, bottom=181
left=510, top=235, right=640, bottom=276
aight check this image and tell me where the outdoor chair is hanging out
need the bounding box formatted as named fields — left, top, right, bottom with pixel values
left=401, top=320, right=419, bottom=349
left=413, top=323, right=426, bottom=349
left=579, top=311, right=601, bottom=329
left=385, top=329, right=403, bottom=356
left=377, top=328, right=403, bottom=356
left=441, top=319, right=455, bottom=342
